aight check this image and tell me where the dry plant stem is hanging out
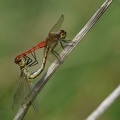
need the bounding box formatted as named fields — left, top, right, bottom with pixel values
left=13, top=0, right=113, bottom=120
left=86, top=85, right=120, bottom=120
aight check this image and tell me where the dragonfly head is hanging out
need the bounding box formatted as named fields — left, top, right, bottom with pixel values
left=59, top=30, right=66, bottom=39
left=14, top=58, right=26, bottom=68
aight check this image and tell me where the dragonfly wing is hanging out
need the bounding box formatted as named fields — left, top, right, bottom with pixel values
left=49, top=15, right=64, bottom=34
left=12, top=77, right=38, bottom=112
left=12, top=77, right=26, bottom=112
left=27, top=82, right=39, bottom=113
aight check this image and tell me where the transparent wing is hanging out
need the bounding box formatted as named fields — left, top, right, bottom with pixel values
left=49, top=15, right=64, bottom=34
left=27, top=82, right=39, bottom=113
left=12, top=77, right=26, bottom=112
left=12, top=77, right=38, bottom=112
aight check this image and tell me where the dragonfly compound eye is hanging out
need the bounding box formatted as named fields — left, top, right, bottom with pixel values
left=14, top=57, right=21, bottom=64
left=59, top=30, right=66, bottom=39
left=18, top=59, right=26, bottom=67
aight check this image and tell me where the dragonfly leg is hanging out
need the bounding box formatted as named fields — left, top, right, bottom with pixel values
left=61, top=39, right=71, bottom=43
left=51, top=41, right=62, bottom=63
left=23, top=51, right=38, bottom=67
left=23, top=55, right=32, bottom=66
left=60, top=39, right=71, bottom=49
left=28, top=51, right=38, bottom=67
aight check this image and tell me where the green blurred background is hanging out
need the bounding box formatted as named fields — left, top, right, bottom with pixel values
left=0, top=0, right=120, bottom=120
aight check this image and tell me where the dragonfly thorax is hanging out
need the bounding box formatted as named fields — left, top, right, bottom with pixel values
left=21, top=67, right=31, bottom=79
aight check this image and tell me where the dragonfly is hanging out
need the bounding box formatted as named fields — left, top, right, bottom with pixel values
left=12, top=59, right=38, bottom=112
left=12, top=46, right=51, bottom=112
left=14, top=15, right=69, bottom=74
left=13, top=15, right=70, bottom=111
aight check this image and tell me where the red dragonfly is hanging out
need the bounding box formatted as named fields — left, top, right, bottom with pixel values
left=14, top=15, right=69, bottom=69
left=13, top=15, right=70, bottom=111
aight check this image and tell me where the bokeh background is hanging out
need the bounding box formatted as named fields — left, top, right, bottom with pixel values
left=0, top=0, right=120, bottom=120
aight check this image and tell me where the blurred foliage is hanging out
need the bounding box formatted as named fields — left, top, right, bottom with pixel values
left=0, top=0, right=120, bottom=120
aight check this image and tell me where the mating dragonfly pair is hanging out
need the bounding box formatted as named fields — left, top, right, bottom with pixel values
left=13, top=15, right=70, bottom=111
